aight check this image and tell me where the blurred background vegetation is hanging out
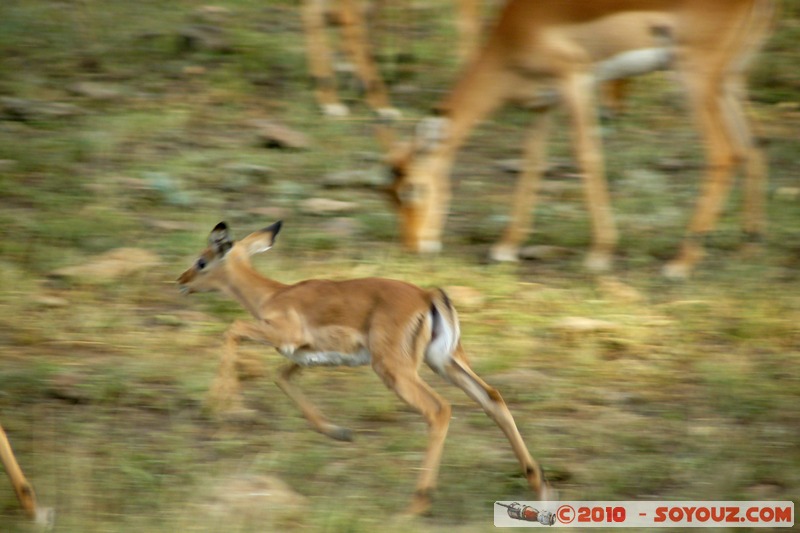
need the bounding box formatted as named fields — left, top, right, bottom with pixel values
left=0, top=1, right=798, bottom=531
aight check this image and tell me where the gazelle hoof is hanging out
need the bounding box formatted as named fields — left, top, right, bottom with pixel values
left=322, top=103, right=349, bottom=117
left=418, top=240, right=442, bottom=254
left=326, top=426, right=353, bottom=442
left=662, top=260, right=691, bottom=280
left=404, top=491, right=432, bottom=516
left=584, top=251, right=613, bottom=272
left=489, top=244, right=520, bottom=262
left=376, top=107, right=402, bottom=121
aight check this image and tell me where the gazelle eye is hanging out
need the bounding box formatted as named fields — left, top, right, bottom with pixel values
left=196, top=258, right=207, bottom=270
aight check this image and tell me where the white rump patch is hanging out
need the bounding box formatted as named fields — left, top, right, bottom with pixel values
left=425, top=306, right=460, bottom=373
left=595, top=48, right=673, bottom=81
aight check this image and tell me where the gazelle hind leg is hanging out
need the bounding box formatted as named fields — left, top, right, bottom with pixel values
left=0, top=423, right=38, bottom=519
left=275, top=363, right=353, bottom=442
left=491, top=107, right=553, bottom=262
left=338, top=0, right=398, bottom=118
left=373, top=361, right=451, bottom=515
left=437, top=345, right=549, bottom=498
left=664, top=58, right=740, bottom=279
left=722, top=75, right=766, bottom=240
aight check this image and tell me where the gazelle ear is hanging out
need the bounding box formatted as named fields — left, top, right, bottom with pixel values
left=242, top=220, right=282, bottom=256
left=209, top=222, right=233, bottom=257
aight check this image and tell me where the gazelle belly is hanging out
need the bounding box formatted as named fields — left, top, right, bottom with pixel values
left=285, top=348, right=372, bottom=367
left=595, top=47, right=673, bottom=81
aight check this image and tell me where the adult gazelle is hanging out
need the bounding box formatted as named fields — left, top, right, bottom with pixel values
left=387, top=0, right=774, bottom=278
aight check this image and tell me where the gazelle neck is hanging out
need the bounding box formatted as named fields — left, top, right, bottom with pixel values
left=430, top=48, right=513, bottom=160
left=222, top=252, right=286, bottom=319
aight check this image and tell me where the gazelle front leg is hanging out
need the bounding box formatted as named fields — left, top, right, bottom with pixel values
left=491, top=106, right=554, bottom=262
left=275, top=363, right=354, bottom=442
left=208, top=319, right=265, bottom=414
left=373, top=360, right=452, bottom=515
left=440, top=347, right=550, bottom=499
left=560, top=69, right=617, bottom=272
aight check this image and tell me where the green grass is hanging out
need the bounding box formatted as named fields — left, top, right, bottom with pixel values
left=1, top=0, right=799, bottom=531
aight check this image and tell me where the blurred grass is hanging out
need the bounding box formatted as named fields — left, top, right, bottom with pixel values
left=1, top=0, right=799, bottom=531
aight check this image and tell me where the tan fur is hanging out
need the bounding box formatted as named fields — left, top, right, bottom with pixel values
left=0, top=423, right=38, bottom=519
left=388, top=0, right=775, bottom=278
left=178, top=221, right=550, bottom=515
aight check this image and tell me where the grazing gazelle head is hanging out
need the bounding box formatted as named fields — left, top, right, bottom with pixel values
left=384, top=117, right=452, bottom=254
left=177, top=221, right=282, bottom=294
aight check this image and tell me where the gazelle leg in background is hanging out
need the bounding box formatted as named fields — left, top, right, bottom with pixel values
left=664, top=55, right=744, bottom=279
left=455, top=0, right=482, bottom=63
left=0, top=423, right=38, bottom=520
left=559, top=69, right=618, bottom=272
left=301, top=0, right=349, bottom=116
left=337, top=0, right=398, bottom=118
left=491, top=106, right=554, bottom=262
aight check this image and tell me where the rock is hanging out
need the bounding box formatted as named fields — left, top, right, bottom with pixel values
left=622, top=168, right=668, bottom=193
left=0, top=97, right=37, bottom=121
left=47, top=373, right=90, bottom=404
left=519, top=245, right=573, bottom=261
left=67, top=82, right=125, bottom=102
left=745, top=483, right=784, bottom=499
left=145, top=219, right=196, bottom=231
left=38, top=102, right=84, bottom=119
left=192, top=5, right=231, bottom=24
left=319, top=217, right=360, bottom=238
left=182, top=65, right=207, bottom=76
left=322, top=169, right=384, bottom=189
left=251, top=120, right=311, bottom=150
left=202, top=474, right=308, bottom=521
left=141, top=171, right=191, bottom=206
left=216, top=163, right=274, bottom=191
left=299, top=198, right=358, bottom=215
left=775, top=101, right=800, bottom=111
left=775, top=187, right=800, bottom=201
left=494, top=158, right=575, bottom=176
left=51, top=248, right=160, bottom=282
left=654, top=157, right=693, bottom=172
left=177, top=24, right=233, bottom=54
left=596, top=276, right=644, bottom=303
left=222, top=162, right=274, bottom=180
left=0, top=97, right=83, bottom=122
left=33, top=295, right=69, bottom=308
left=494, top=158, right=525, bottom=174
left=245, top=206, right=291, bottom=220
left=554, top=317, right=620, bottom=334
left=0, top=159, right=19, bottom=172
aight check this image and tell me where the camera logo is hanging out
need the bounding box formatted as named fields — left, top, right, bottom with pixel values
left=495, top=501, right=556, bottom=526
